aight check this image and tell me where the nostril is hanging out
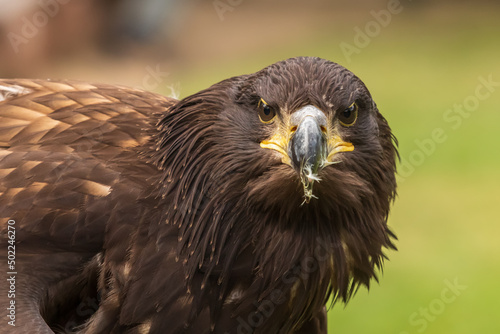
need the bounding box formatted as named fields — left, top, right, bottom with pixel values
left=320, top=126, right=327, bottom=134
left=290, top=126, right=297, bottom=133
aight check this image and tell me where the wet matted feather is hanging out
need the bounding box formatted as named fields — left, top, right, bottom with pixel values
left=0, top=57, right=397, bottom=334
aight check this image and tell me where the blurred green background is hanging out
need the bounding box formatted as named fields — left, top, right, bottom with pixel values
left=1, top=0, right=499, bottom=333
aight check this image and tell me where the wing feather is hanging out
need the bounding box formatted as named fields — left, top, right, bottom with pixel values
left=0, top=79, right=176, bottom=333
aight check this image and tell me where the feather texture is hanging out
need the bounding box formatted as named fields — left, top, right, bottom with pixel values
left=0, top=57, right=397, bottom=334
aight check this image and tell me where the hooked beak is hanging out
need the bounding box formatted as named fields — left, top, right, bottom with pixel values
left=289, top=106, right=328, bottom=202
left=260, top=105, right=354, bottom=203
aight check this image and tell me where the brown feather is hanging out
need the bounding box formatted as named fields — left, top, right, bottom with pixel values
left=0, top=57, right=397, bottom=334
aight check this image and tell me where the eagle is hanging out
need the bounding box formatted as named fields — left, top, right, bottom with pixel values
left=0, top=57, right=397, bottom=334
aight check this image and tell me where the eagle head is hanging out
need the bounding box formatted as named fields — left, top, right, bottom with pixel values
left=235, top=57, right=390, bottom=206
left=153, top=56, right=397, bottom=330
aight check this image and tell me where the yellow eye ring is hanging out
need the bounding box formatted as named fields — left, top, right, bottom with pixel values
left=258, top=98, right=276, bottom=123
left=339, top=102, right=358, bottom=127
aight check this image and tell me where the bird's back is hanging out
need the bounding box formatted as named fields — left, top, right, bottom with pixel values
left=0, top=79, right=174, bottom=333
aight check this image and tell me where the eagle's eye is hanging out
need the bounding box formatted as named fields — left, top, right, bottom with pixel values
left=258, top=98, right=276, bottom=123
left=338, top=102, right=358, bottom=127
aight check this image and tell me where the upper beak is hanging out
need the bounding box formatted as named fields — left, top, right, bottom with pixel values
left=288, top=106, right=327, bottom=201
left=260, top=105, right=354, bottom=203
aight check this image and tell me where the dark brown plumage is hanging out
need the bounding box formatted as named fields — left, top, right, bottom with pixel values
left=0, top=57, right=398, bottom=334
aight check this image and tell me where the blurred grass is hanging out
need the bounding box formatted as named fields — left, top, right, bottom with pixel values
left=164, top=4, right=500, bottom=333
